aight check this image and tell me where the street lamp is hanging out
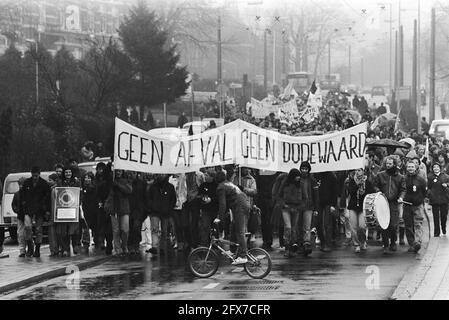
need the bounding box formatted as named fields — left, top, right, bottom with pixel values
left=25, top=38, right=39, bottom=107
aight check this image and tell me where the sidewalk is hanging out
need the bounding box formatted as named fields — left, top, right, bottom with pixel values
left=0, top=245, right=112, bottom=295
left=391, top=206, right=449, bottom=300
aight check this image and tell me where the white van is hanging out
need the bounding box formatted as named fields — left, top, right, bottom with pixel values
left=429, top=120, right=449, bottom=139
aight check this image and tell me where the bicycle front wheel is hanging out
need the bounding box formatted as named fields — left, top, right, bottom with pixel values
left=188, top=247, right=219, bottom=278
left=244, top=248, right=272, bottom=279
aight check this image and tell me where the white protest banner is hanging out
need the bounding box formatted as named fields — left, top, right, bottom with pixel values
left=114, top=118, right=367, bottom=174
left=250, top=98, right=278, bottom=118
left=299, top=106, right=319, bottom=124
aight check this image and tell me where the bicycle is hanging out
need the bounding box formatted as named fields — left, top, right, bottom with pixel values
left=187, top=224, right=272, bottom=279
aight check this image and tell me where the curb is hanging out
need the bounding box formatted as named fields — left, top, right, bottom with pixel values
left=390, top=208, right=434, bottom=300
left=0, top=255, right=112, bottom=295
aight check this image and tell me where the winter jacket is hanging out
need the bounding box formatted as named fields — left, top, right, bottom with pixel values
left=315, top=172, right=338, bottom=208
left=404, top=174, right=427, bottom=206
left=96, top=173, right=112, bottom=206
left=198, top=181, right=218, bottom=214
left=81, top=183, right=97, bottom=218
left=281, top=183, right=302, bottom=206
left=23, top=177, right=51, bottom=217
left=234, top=174, right=257, bottom=207
left=147, top=180, right=176, bottom=218
left=345, top=176, right=375, bottom=212
left=112, top=178, right=132, bottom=215
left=373, top=169, right=406, bottom=202
left=186, top=171, right=205, bottom=202
left=298, top=174, right=319, bottom=211
left=216, top=181, right=250, bottom=221
left=12, top=189, right=26, bottom=221
left=256, top=171, right=278, bottom=200
left=272, top=173, right=288, bottom=206
left=130, top=179, right=146, bottom=220
left=427, top=172, right=449, bottom=205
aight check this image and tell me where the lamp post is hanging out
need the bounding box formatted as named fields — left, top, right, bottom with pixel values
left=25, top=37, right=39, bottom=107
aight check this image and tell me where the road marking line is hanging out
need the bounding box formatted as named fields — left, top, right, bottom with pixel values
left=203, top=283, right=220, bottom=289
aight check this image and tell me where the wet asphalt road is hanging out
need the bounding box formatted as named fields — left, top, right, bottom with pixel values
left=0, top=239, right=423, bottom=300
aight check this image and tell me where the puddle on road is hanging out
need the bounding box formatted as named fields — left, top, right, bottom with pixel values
left=13, top=252, right=198, bottom=300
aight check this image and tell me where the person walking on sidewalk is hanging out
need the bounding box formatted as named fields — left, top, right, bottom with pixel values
left=12, top=177, right=32, bottom=257
left=427, top=163, right=449, bottom=237
left=401, top=160, right=427, bottom=253
left=344, top=168, right=375, bottom=253
left=373, top=156, right=406, bottom=254
left=22, top=166, right=51, bottom=258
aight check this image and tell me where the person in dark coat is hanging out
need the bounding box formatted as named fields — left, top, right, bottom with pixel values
left=110, top=170, right=133, bottom=256
left=427, top=163, right=449, bottom=237
left=95, top=162, right=113, bottom=255
left=22, top=166, right=51, bottom=258
left=12, top=177, right=30, bottom=257
left=198, top=169, right=218, bottom=246
left=373, top=156, right=406, bottom=254
left=402, top=160, right=427, bottom=253
left=81, top=172, right=97, bottom=253
left=256, top=170, right=279, bottom=251
left=343, top=168, right=375, bottom=253
left=146, top=174, right=176, bottom=256
left=128, top=171, right=147, bottom=254
left=315, top=171, right=338, bottom=252
left=296, top=161, right=319, bottom=256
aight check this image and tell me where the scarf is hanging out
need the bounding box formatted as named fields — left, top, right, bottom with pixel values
left=353, top=172, right=367, bottom=198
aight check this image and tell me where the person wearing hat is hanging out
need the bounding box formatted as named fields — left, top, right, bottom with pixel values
left=427, top=162, right=449, bottom=237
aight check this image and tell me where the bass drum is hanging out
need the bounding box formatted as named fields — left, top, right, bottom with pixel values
left=363, top=193, right=390, bottom=230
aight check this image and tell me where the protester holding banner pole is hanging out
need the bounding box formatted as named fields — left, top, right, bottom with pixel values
left=95, top=162, right=114, bottom=255
left=109, top=170, right=133, bottom=256
left=146, top=174, right=176, bottom=256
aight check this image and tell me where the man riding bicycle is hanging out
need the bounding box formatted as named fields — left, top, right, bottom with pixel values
left=214, top=170, right=251, bottom=265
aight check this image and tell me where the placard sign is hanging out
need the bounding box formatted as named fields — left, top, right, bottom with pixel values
left=52, top=187, right=80, bottom=223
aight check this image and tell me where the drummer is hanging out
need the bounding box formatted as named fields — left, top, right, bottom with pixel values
left=343, top=168, right=375, bottom=253
left=373, top=156, right=406, bottom=255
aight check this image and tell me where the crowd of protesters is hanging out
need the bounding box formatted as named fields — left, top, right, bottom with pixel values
left=0, top=88, right=448, bottom=264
